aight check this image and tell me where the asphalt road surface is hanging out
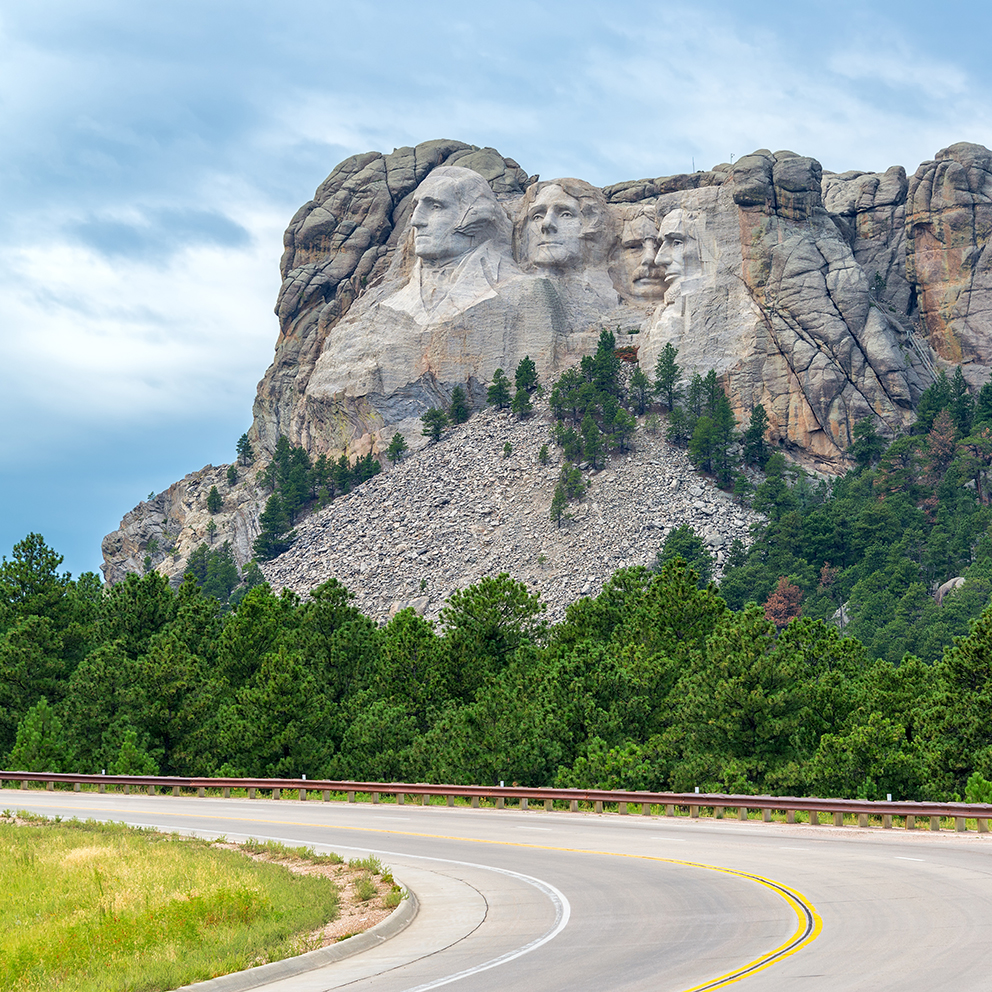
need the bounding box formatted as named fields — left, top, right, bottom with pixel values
left=5, top=788, right=991, bottom=991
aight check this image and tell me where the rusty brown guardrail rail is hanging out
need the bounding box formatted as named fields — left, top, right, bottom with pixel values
left=2, top=771, right=990, bottom=833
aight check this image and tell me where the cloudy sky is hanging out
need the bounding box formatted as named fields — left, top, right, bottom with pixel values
left=2, top=0, right=990, bottom=579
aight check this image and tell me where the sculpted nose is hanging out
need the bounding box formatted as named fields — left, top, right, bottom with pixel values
left=541, top=214, right=557, bottom=234
left=655, top=244, right=670, bottom=267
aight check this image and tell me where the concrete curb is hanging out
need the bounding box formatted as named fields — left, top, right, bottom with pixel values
left=172, top=882, right=418, bottom=992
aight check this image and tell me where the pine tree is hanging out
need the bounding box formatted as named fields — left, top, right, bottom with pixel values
left=629, top=366, right=651, bottom=415
left=226, top=464, right=238, bottom=486
left=764, top=576, right=803, bottom=628
left=236, top=433, right=254, bottom=466
left=511, top=387, right=534, bottom=419
left=387, top=433, right=408, bottom=464
left=653, top=343, right=681, bottom=411
left=450, top=386, right=470, bottom=424
left=550, top=482, right=568, bottom=528
left=206, top=486, right=223, bottom=514
left=515, top=356, right=539, bottom=393
left=487, top=368, right=512, bottom=409
left=422, top=407, right=450, bottom=442
left=742, top=404, right=771, bottom=468
left=252, top=493, right=296, bottom=560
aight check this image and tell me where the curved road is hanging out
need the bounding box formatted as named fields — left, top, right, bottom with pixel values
left=5, top=789, right=991, bottom=990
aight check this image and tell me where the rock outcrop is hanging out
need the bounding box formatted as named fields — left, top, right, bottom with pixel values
left=102, top=138, right=992, bottom=590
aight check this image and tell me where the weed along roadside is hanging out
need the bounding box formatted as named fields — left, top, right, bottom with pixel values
left=0, top=811, right=406, bottom=992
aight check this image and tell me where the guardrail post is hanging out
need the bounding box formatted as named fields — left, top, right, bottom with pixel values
left=496, top=797, right=505, bottom=809
left=570, top=800, right=579, bottom=813
left=371, top=791, right=379, bottom=804
left=197, top=787, right=205, bottom=798
left=762, top=809, right=771, bottom=822
left=172, top=786, right=179, bottom=796
left=470, top=796, right=479, bottom=808
left=347, top=791, right=356, bottom=803
left=447, top=795, right=454, bottom=807
left=882, top=815, right=892, bottom=829
left=786, top=810, right=795, bottom=824
left=955, top=816, right=967, bottom=832
left=618, top=801, right=628, bottom=815
left=299, top=788, right=307, bottom=801
left=978, top=818, right=988, bottom=833
left=272, top=788, right=280, bottom=800
left=594, top=800, right=603, bottom=814
left=642, top=803, right=652, bottom=816
left=807, top=810, right=818, bottom=825
left=666, top=804, right=675, bottom=817
left=46, top=781, right=53, bottom=792
left=222, top=787, right=230, bottom=798
left=123, top=784, right=130, bottom=795
left=248, top=788, right=256, bottom=799
left=74, top=783, right=80, bottom=793
left=833, top=811, right=844, bottom=827
left=690, top=805, right=699, bottom=818
left=98, top=783, right=105, bottom=794
left=929, top=815, right=940, bottom=831
left=322, top=790, right=330, bottom=802
left=905, top=814, right=915, bottom=829
left=714, top=806, right=723, bottom=819
left=858, top=813, right=869, bottom=827
left=20, top=780, right=28, bottom=790
left=738, top=807, right=748, bottom=821
left=520, top=798, right=528, bottom=810
left=421, top=794, right=429, bottom=806
left=397, top=793, right=405, bottom=805
left=545, top=799, right=553, bottom=812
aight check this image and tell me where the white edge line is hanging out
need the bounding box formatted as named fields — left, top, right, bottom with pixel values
left=233, top=834, right=572, bottom=992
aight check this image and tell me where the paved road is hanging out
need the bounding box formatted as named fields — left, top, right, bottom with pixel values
left=5, top=788, right=991, bottom=990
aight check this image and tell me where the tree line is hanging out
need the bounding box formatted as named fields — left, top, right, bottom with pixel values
left=2, top=533, right=991, bottom=805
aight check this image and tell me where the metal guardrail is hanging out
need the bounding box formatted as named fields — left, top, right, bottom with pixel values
left=2, top=771, right=990, bottom=833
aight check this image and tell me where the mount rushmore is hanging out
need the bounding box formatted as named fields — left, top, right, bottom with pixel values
left=102, top=138, right=992, bottom=583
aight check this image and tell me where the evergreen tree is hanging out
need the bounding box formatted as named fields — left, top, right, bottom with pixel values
left=665, top=406, right=692, bottom=447
left=387, top=432, right=408, bottom=464
left=206, top=486, right=223, bottom=514
left=654, top=525, right=715, bottom=587
left=511, top=387, right=534, bottom=419
left=848, top=417, right=885, bottom=471
left=422, top=407, right=450, bottom=442
left=236, top=433, right=254, bottom=466
left=487, top=368, right=512, bottom=409
left=450, top=386, right=470, bottom=424
left=538, top=443, right=550, bottom=466
left=581, top=413, right=604, bottom=469
left=629, top=366, right=651, bottom=415
left=550, top=482, right=568, bottom=528
left=653, top=343, right=681, bottom=410
left=334, top=454, right=352, bottom=495
left=6, top=697, right=66, bottom=772
left=742, top=404, right=771, bottom=468
left=591, top=329, right=621, bottom=398
left=764, top=576, right=803, bottom=627
left=226, top=464, right=238, bottom=486
left=514, top=355, right=538, bottom=393
left=951, top=366, right=974, bottom=437
left=252, top=493, right=296, bottom=560
left=914, top=369, right=952, bottom=434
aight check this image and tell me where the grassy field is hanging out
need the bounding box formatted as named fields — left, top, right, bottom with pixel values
left=0, top=813, right=343, bottom=992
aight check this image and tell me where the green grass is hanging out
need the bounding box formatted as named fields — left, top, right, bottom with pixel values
left=0, top=816, right=341, bottom=992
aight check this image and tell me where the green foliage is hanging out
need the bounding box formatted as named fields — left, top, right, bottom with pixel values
left=207, top=486, right=223, bottom=514
left=848, top=417, right=885, bottom=471
left=511, top=387, right=533, bottom=419
left=236, top=432, right=255, bottom=466
left=487, top=368, right=512, bottom=409
left=514, top=355, right=538, bottom=393
left=387, top=432, right=408, bottom=464
left=253, top=494, right=297, bottom=561
left=449, top=386, right=470, bottom=424
left=6, top=697, right=67, bottom=771
left=421, top=407, right=449, bottom=443
left=742, top=404, right=770, bottom=468
left=226, top=464, right=238, bottom=486
left=503, top=441, right=513, bottom=458
left=653, top=342, right=681, bottom=411
left=538, top=443, right=550, bottom=466
left=654, top=525, right=714, bottom=587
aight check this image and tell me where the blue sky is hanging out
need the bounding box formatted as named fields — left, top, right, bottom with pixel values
left=2, top=0, right=990, bottom=579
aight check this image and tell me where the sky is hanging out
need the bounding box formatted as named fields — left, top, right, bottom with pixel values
left=2, top=0, right=991, bottom=580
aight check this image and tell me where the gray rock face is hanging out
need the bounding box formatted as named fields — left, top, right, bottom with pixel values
left=261, top=400, right=763, bottom=624
left=102, top=138, right=992, bottom=589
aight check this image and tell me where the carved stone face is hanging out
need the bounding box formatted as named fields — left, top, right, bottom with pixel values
left=620, top=214, right=666, bottom=299
left=410, top=174, right=480, bottom=263
left=654, top=209, right=687, bottom=293
left=526, top=184, right=583, bottom=269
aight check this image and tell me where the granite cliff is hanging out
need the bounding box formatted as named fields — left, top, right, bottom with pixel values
left=102, top=139, right=992, bottom=590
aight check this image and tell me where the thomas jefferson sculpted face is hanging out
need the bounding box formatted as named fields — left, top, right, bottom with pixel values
left=527, top=184, right=584, bottom=268
left=409, top=168, right=507, bottom=264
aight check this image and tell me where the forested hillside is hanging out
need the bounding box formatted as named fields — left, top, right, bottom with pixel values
left=2, top=531, right=991, bottom=805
